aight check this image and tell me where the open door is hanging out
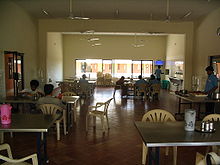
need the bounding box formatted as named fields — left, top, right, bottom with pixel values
left=4, top=51, right=24, bottom=96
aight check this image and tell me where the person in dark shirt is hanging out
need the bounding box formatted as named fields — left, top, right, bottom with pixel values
left=116, top=76, right=128, bottom=96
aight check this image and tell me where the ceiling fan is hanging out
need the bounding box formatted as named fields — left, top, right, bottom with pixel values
left=132, top=33, right=144, bottom=48
left=67, top=0, right=89, bottom=20
left=165, top=0, right=171, bottom=22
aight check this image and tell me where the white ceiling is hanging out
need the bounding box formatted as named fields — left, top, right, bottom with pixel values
left=12, top=0, right=220, bottom=21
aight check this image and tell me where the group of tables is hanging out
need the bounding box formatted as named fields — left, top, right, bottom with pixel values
left=134, top=93, right=220, bottom=165
left=135, top=121, right=220, bottom=165
left=0, top=95, right=79, bottom=164
left=175, top=93, right=220, bottom=119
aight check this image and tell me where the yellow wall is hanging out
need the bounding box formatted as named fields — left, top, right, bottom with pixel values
left=63, top=34, right=167, bottom=78
left=47, top=33, right=63, bottom=85
left=194, top=7, right=220, bottom=79
left=39, top=19, right=194, bottom=89
left=0, top=1, right=38, bottom=96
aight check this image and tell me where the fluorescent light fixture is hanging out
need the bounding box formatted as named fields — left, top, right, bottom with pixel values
left=42, top=9, right=49, bottom=15
left=91, top=43, right=102, bottom=46
left=88, top=38, right=100, bottom=42
left=132, top=44, right=144, bottom=48
left=74, top=16, right=90, bottom=20
left=183, top=11, right=192, bottom=18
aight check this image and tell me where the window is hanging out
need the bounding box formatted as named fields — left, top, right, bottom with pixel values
left=103, top=60, right=112, bottom=74
left=75, top=59, right=153, bottom=79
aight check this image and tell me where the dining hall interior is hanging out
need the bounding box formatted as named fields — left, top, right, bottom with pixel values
left=1, top=0, right=220, bottom=165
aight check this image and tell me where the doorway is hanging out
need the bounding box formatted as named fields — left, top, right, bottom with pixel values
left=4, top=51, right=24, bottom=96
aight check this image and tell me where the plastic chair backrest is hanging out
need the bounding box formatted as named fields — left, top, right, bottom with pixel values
left=62, top=92, right=77, bottom=96
left=203, top=114, right=220, bottom=122
left=142, top=109, right=176, bottom=122
left=96, top=98, right=113, bottom=114
left=39, top=104, right=64, bottom=115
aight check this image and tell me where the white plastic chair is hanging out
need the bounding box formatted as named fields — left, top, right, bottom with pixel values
left=62, top=92, right=77, bottom=96
left=141, top=109, right=177, bottom=165
left=39, top=104, right=66, bottom=141
left=86, top=98, right=113, bottom=132
left=0, top=143, right=38, bottom=165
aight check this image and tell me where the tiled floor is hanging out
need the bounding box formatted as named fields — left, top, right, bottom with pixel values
left=4, top=87, right=207, bottom=165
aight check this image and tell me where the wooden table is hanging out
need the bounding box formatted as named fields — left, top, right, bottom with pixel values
left=0, top=114, right=59, bottom=165
left=175, top=94, right=220, bottom=120
left=134, top=121, right=220, bottom=165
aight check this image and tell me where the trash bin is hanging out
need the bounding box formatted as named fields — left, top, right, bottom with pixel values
left=161, top=80, right=170, bottom=89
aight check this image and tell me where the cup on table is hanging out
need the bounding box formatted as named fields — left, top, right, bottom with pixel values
left=184, top=109, right=196, bottom=131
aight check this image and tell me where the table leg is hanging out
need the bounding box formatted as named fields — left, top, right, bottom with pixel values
left=37, top=132, right=48, bottom=165
left=148, top=147, right=160, bottom=165
left=66, top=104, right=70, bottom=133
left=198, top=103, right=201, bottom=120
left=178, top=98, right=181, bottom=114
left=148, top=147, right=153, bottom=165
left=155, top=147, right=160, bottom=165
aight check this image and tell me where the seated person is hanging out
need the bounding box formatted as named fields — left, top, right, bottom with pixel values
left=135, top=75, right=148, bottom=97
left=20, top=80, right=44, bottom=97
left=79, top=74, right=91, bottom=97
left=38, top=84, right=65, bottom=109
left=148, top=74, right=160, bottom=100
left=148, top=74, right=160, bottom=85
left=116, top=76, right=128, bottom=96
left=135, top=75, right=147, bottom=87
left=79, top=74, right=89, bottom=84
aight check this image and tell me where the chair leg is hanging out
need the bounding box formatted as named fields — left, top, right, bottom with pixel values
left=165, top=147, right=169, bottom=156
left=93, top=116, right=96, bottom=128
left=10, top=132, right=13, bottom=138
left=63, top=118, right=67, bottom=135
left=56, top=122, right=60, bottom=141
left=142, top=143, right=148, bottom=165
left=0, top=132, right=4, bottom=144
left=86, top=115, right=89, bottom=132
left=106, top=115, right=110, bottom=129
left=101, top=117, right=105, bottom=132
left=173, top=146, right=177, bottom=165
left=73, top=105, right=77, bottom=123
left=113, top=89, right=116, bottom=97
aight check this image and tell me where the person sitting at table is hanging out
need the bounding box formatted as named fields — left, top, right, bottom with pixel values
left=116, top=76, right=128, bottom=97
left=148, top=74, right=160, bottom=100
left=148, top=74, right=160, bottom=85
left=79, top=74, right=89, bottom=84
left=20, top=79, right=44, bottom=97
left=79, top=74, right=91, bottom=98
left=135, top=75, right=148, bottom=98
left=38, top=84, right=65, bottom=109
left=135, top=75, right=147, bottom=87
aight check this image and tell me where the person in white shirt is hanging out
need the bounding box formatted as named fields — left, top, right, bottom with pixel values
left=20, top=80, right=44, bottom=97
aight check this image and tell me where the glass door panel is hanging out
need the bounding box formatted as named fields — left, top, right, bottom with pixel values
left=113, top=60, right=132, bottom=78
left=132, top=60, right=141, bottom=79
left=75, top=59, right=102, bottom=79
left=142, top=61, right=153, bottom=78
left=103, top=60, right=112, bottom=74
